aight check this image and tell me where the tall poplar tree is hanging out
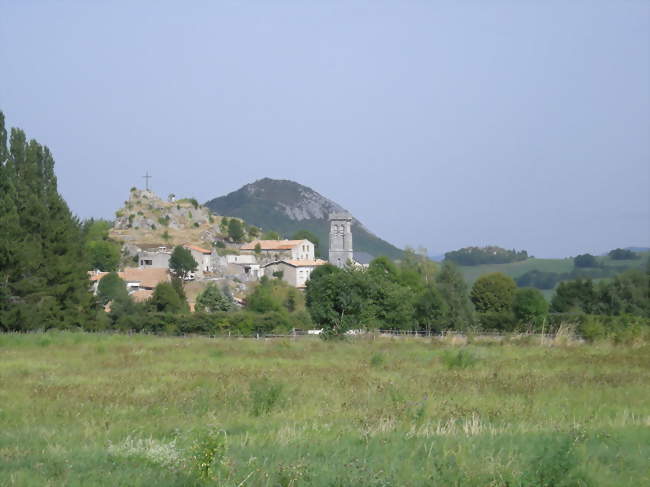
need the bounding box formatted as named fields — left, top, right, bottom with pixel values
left=0, top=111, right=93, bottom=330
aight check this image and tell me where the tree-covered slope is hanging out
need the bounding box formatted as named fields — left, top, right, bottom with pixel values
left=204, top=178, right=403, bottom=260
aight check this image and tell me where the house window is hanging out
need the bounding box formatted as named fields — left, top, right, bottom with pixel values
left=143, top=259, right=153, bottom=266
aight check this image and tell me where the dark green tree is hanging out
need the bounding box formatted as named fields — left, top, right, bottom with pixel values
left=550, top=279, right=599, bottom=314
left=149, top=282, right=184, bottom=313
left=86, top=240, right=121, bottom=271
left=434, top=262, right=474, bottom=330
left=195, top=282, right=232, bottom=312
left=574, top=254, right=598, bottom=268
left=597, top=269, right=649, bottom=317
left=169, top=246, right=198, bottom=281
left=227, top=218, right=245, bottom=242
left=368, top=256, right=399, bottom=283
left=414, top=285, right=447, bottom=332
left=608, top=248, right=639, bottom=260
left=365, top=276, right=415, bottom=329
left=305, top=266, right=368, bottom=338
left=0, top=113, right=94, bottom=330
left=96, top=272, right=129, bottom=306
left=170, top=276, right=190, bottom=312
left=512, top=287, right=548, bottom=326
left=284, top=288, right=298, bottom=312
left=470, top=273, right=517, bottom=313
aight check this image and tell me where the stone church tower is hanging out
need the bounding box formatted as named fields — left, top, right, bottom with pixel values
left=328, top=212, right=353, bottom=267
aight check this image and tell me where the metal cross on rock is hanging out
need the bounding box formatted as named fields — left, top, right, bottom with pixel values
left=142, top=171, right=152, bottom=191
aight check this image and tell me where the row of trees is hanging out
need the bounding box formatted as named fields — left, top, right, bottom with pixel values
left=551, top=267, right=649, bottom=317
left=444, top=246, right=528, bottom=266
left=305, top=252, right=474, bottom=337
left=304, top=257, right=649, bottom=337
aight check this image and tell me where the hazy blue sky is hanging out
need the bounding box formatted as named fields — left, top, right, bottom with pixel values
left=1, top=1, right=648, bottom=257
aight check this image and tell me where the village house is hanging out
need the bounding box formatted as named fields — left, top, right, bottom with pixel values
left=262, top=259, right=327, bottom=288
left=89, top=267, right=170, bottom=301
left=240, top=239, right=315, bottom=262
left=138, top=246, right=172, bottom=269
left=137, top=243, right=213, bottom=277
left=183, top=243, right=212, bottom=275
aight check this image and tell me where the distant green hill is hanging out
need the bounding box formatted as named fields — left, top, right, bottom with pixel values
left=204, top=178, right=403, bottom=260
left=459, top=258, right=575, bottom=285
left=458, top=253, right=649, bottom=299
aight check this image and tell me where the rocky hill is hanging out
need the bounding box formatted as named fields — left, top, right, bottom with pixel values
left=204, top=178, right=403, bottom=260
left=109, top=188, right=226, bottom=249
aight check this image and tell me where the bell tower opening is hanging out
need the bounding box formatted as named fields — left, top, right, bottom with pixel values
left=328, top=212, right=353, bottom=268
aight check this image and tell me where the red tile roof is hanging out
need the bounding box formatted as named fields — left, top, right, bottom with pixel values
left=240, top=240, right=306, bottom=251
left=263, top=259, right=327, bottom=268
left=130, top=289, right=153, bottom=302
left=183, top=243, right=212, bottom=254
left=89, top=268, right=170, bottom=289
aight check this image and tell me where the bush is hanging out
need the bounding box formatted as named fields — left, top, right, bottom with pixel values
left=470, top=273, right=517, bottom=313
left=441, top=348, right=479, bottom=369
left=579, top=317, right=607, bottom=343
left=477, top=311, right=518, bottom=332
left=190, top=429, right=227, bottom=481
left=150, top=282, right=185, bottom=313
left=512, top=287, right=548, bottom=326
left=195, top=283, right=232, bottom=312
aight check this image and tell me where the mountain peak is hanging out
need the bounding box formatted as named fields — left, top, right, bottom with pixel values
left=233, top=178, right=348, bottom=222
left=205, top=178, right=403, bottom=259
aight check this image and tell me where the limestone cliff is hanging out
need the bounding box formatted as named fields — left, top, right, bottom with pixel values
left=110, top=188, right=225, bottom=248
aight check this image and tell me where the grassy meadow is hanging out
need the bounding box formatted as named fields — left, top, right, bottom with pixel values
left=1, top=332, right=649, bottom=486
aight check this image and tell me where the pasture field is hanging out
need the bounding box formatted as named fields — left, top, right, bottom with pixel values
left=1, top=332, right=649, bottom=486
left=458, top=258, right=576, bottom=285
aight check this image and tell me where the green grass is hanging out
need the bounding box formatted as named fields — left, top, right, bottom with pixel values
left=458, top=257, right=575, bottom=285
left=1, top=332, right=649, bottom=486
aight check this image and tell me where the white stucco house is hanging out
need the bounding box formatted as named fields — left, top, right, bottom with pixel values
left=262, top=259, right=328, bottom=288
left=240, top=239, right=315, bottom=261
left=138, top=246, right=172, bottom=269
left=183, top=243, right=212, bottom=275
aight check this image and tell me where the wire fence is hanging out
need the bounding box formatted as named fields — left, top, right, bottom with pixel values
left=1, top=328, right=580, bottom=341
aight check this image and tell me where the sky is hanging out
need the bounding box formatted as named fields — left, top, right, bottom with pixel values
left=1, top=1, right=648, bottom=258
